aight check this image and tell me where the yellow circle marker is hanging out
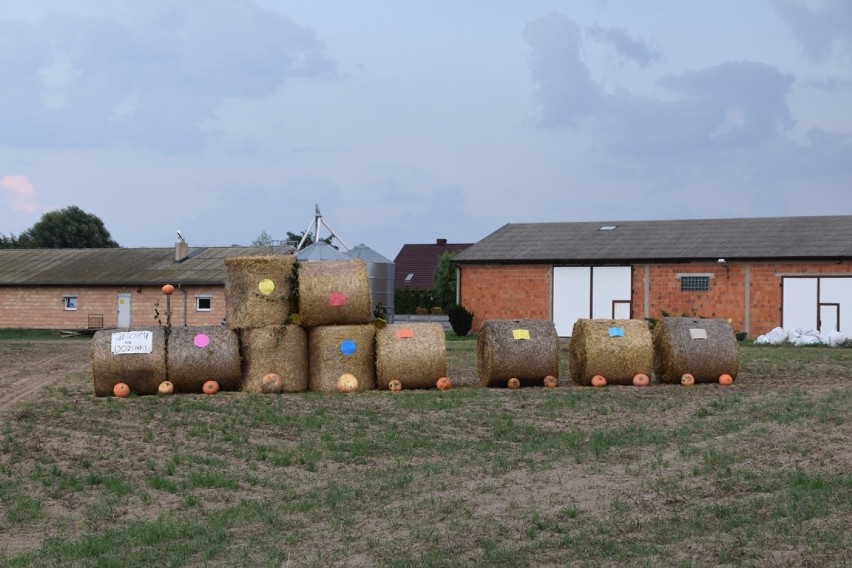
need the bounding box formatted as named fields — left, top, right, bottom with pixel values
left=258, top=278, right=275, bottom=295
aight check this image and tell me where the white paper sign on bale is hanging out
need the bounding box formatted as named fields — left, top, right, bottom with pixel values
left=110, top=330, right=154, bottom=355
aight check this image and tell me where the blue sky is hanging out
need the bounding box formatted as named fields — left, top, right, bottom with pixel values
left=2, top=0, right=850, bottom=259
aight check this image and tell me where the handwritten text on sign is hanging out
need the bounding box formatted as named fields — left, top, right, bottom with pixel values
left=111, top=331, right=154, bottom=355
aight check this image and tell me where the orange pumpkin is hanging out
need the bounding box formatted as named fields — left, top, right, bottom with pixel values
left=336, top=373, right=359, bottom=393
left=261, top=373, right=283, bottom=394
left=680, top=373, right=695, bottom=387
left=591, top=375, right=607, bottom=388
left=543, top=375, right=558, bottom=388
left=719, top=373, right=733, bottom=386
left=632, top=373, right=650, bottom=387
left=202, top=380, right=220, bottom=395
left=507, top=377, right=521, bottom=389
left=162, top=284, right=175, bottom=295
left=436, top=376, right=453, bottom=391
left=388, top=379, right=402, bottom=392
left=157, top=381, right=174, bottom=395
left=113, top=382, right=130, bottom=398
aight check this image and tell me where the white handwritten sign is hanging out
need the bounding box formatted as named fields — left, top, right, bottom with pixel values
left=111, top=331, right=153, bottom=355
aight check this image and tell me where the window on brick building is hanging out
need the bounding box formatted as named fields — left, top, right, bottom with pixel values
left=63, top=295, right=78, bottom=310
left=196, top=295, right=212, bottom=311
left=680, top=276, right=710, bottom=292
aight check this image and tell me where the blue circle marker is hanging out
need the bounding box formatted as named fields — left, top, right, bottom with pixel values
left=340, top=339, right=357, bottom=356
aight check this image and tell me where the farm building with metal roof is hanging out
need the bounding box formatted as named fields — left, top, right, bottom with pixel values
left=453, top=215, right=852, bottom=337
left=0, top=243, right=288, bottom=330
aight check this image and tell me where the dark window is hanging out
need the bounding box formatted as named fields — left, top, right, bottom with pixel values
left=196, top=297, right=212, bottom=311
left=681, top=276, right=710, bottom=292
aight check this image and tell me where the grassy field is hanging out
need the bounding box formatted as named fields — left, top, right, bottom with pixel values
left=0, top=336, right=850, bottom=567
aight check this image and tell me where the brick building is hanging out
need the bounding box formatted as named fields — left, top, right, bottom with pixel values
left=0, top=243, right=286, bottom=330
left=453, top=216, right=852, bottom=338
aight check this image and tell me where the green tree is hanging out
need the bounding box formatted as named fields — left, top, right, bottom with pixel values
left=252, top=230, right=273, bottom=246
left=286, top=230, right=336, bottom=249
left=17, top=206, right=119, bottom=248
left=0, top=233, right=19, bottom=249
left=433, top=252, right=458, bottom=310
left=251, top=230, right=337, bottom=249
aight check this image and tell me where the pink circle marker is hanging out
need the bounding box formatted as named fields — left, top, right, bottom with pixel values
left=194, top=333, right=210, bottom=348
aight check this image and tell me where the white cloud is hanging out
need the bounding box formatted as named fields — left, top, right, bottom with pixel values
left=0, top=175, right=43, bottom=215
left=773, top=0, right=852, bottom=62
left=0, top=0, right=337, bottom=151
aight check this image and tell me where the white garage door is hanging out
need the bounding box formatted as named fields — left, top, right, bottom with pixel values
left=553, top=266, right=632, bottom=336
left=783, top=277, right=852, bottom=334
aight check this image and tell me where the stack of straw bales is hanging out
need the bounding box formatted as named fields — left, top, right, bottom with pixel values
left=569, top=319, right=653, bottom=385
left=376, top=323, right=447, bottom=389
left=296, top=259, right=379, bottom=392
left=653, top=317, right=739, bottom=384
left=477, top=319, right=560, bottom=387
left=167, top=326, right=242, bottom=392
left=92, top=327, right=167, bottom=396
left=225, top=255, right=310, bottom=393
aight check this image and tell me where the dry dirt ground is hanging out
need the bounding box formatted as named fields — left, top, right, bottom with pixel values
left=0, top=339, right=850, bottom=567
left=0, top=340, right=92, bottom=413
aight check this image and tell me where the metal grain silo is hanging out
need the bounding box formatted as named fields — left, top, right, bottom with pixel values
left=346, top=244, right=395, bottom=323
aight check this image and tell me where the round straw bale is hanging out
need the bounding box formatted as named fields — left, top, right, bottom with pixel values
left=569, top=319, right=653, bottom=386
left=477, top=319, right=560, bottom=387
left=308, top=325, right=375, bottom=392
left=298, top=260, right=371, bottom=328
left=92, top=327, right=166, bottom=396
left=376, top=323, right=447, bottom=389
left=240, top=325, right=308, bottom=393
left=653, top=317, right=740, bottom=384
left=224, top=255, right=296, bottom=329
left=167, top=326, right=242, bottom=392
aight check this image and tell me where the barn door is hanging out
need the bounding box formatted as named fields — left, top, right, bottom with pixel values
left=819, top=278, right=852, bottom=335
left=782, top=278, right=817, bottom=331
left=818, top=304, right=839, bottom=333
left=117, top=293, right=132, bottom=328
left=553, top=267, right=590, bottom=336
left=553, top=266, right=631, bottom=336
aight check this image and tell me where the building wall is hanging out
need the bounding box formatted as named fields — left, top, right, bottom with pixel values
left=460, top=260, right=852, bottom=337
left=458, top=265, right=551, bottom=331
left=0, top=285, right=226, bottom=330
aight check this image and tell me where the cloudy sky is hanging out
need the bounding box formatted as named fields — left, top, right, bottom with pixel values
left=2, top=1, right=850, bottom=259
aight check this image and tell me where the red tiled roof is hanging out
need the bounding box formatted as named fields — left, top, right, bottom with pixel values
left=393, top=239, right=472, bottom=289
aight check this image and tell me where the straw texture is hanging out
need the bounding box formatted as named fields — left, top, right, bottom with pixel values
left=92, top=327, right=166, bottom=396
left=167, top=326, right=242, bottom=392
left=375, top=323, right=447, bottom=389
left=569, top=319, right=654, bottom=385
left=224, top=255, right=296, bottom=329
left=308, top=324, right=376, bottom=392
left=298, top=260, right=371, bottom=328
left=240, top=325, right=308, bottom=393
left=653, top=317, right=740, bottom=384
left=477, top=319, right=560, bottom=387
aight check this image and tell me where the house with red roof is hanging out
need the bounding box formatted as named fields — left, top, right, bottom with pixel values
left=393, top=238, right=472, bottom=291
